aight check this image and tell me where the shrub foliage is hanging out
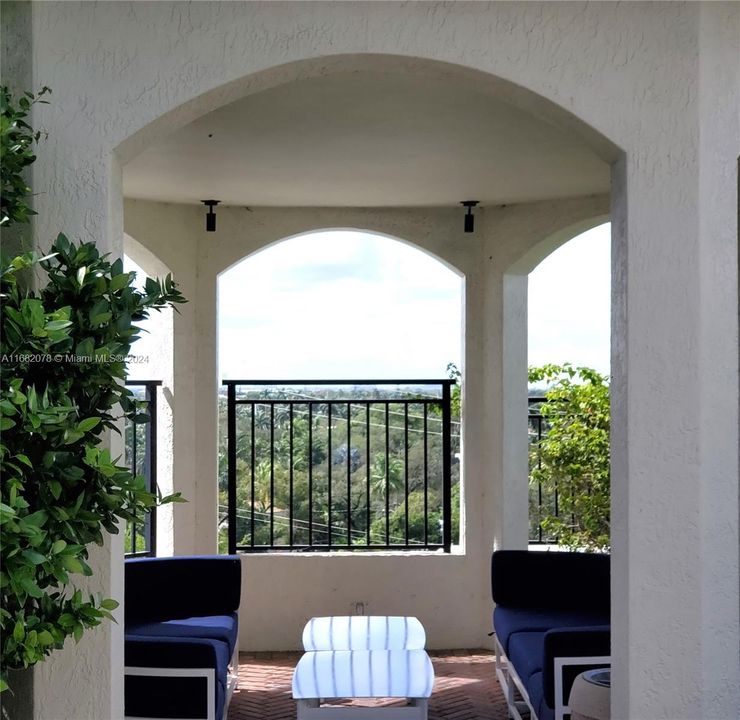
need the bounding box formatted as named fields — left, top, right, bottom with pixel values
left=529, top=364, right=610, bottom=551
left=0, top=85, right=186, bottom=691
left=0, top=86, right=50, bottom=226
left=0, top=237, right=185, bottom=690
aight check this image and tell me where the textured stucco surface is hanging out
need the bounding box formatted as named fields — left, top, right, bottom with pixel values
left=4, top=1, right=737, bottom=718
left=123, top=234, right=176, bottom=557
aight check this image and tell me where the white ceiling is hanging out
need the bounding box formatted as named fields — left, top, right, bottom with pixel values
left=123, top=71, right=610, bottom=207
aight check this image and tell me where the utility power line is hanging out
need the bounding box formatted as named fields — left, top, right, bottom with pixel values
left=234, top=403, right=461, bottom=441
left=218, top=504, right=429, bottom=547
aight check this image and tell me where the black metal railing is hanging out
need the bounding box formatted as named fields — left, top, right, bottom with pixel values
left=222, top=380, right=456, bottom=553
left=528, top=396, right=559, bottom=544
left=124, top=380, right=160, bottom=557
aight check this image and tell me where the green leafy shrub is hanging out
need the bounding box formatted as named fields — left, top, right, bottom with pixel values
left=528, top=364, right=610, bottom=551
left=0, top=237, right=186, bottom=690
left=1, top=86, right=50, bottom=226
left=1, top=84, right=187, bottom=691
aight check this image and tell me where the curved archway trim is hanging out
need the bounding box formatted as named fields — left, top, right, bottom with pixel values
left=115, top=54, right=623, bottom=169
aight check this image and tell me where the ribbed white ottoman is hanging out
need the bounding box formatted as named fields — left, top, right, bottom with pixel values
left=569, top=669, right=610, bottom=720
left=292, top=616, right=434, bottom=719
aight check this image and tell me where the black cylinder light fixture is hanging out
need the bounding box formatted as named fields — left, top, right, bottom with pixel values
left=461, top=201, right=479, bottom=233
left=201, top=200, right=220, bottom=232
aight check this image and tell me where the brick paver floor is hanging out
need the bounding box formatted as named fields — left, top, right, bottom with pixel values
left=228, top=650, right=508, bottom=720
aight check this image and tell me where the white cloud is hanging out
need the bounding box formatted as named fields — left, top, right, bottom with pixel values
left=528, top=223, right=611, bottom=375
left=218, top=231, right=463, bottom=380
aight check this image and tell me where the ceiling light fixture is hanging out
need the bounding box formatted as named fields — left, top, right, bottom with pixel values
left=201, top=199, right=220, bottom=232
left=461, top=201, right=479, bottom=233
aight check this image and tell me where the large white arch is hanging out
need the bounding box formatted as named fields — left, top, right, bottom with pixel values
left=115, top=53, right=622, bottom=170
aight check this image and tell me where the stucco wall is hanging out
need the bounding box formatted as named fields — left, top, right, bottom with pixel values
left=6, top=1, right=738, bottom=717
left=123, top=210, right=199, bottom=556
left=123, top=234, right=176, bottom=556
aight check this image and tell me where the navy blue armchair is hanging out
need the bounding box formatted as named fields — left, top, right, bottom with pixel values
left=491, top=550, right=610, bottom=720
left=124, top=556, right=242, bottom=720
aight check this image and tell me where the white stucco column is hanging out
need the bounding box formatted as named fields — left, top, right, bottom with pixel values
left=501, top=273, right=529, bottom=547
left=123, top=201, right=201, bottom=555
left=484, top=197, right=612, bottom=551
left=195, top=234, right=220, bottom=553
left=610, top=18, right=740, bottom=711
left=123, top=232, right=176, bottom=556
left=24, top=63, right=126, bottom=720
left=479, top=262, right=528, bottom=551
left=696, top=6, right=740, bottom=715
left=3, top=5, right=121, bottom=715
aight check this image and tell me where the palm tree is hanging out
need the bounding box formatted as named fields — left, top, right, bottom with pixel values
left=370, top=456, right=406, bottom=502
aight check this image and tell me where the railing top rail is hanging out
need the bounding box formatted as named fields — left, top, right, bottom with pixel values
left=125, top=380, right=163, bottom=386
left=222, top=378, right=455, bottom=386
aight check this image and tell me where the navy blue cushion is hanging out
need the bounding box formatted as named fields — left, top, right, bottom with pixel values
left=125, top=556, right=241, bottom=624
left=125, top=636, right=230, bottom=719
left=128, top=612, right=239, bottom=656
left=493, top=606, right=609, bottom=654
left=508, top=632, right=545, bottom=684
left=526, top=671, right=554, bottom=720
left=491, top=550, right=610, bottom=612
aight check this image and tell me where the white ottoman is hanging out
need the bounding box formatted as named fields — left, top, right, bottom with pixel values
left=292, top=616, right=434, bottom=719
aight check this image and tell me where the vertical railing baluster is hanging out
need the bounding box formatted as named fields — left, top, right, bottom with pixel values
left=270, top=404, right=275, bottom=547
left=146, top=383, right=158, bottom=557
left=423, top=401, right=428, bottom=547
left=250, top=401, right=255, bottom=548
left=308, top=402, right=313, bottom=547
left=131, top=395, right=138, bottom=555
left=328, top=403, right=332, bottom=548
left=537, top=413, right=543, bottom=543
left=366, top=403, right=371, bottom=546
left=347, top=402, right=352, bottom=548
left=289, top=403, right=294, bottom=548
left=227, top=383, right=237, bottom=554
left=442, top=382, right=452, bottom=551
left=385, top=402, right=390, bottom=545
left=404, top=403, right=409, bottom=548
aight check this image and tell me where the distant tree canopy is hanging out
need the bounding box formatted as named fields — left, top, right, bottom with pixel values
left=528, top=364, right=610, bottom=552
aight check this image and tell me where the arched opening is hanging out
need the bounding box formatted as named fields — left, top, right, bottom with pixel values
left=218, top=229, right=463, bottom=378
left=216, top=229, right=464, bottom=554
left=116, top=53, right=621, bottom=171
left=526, top=222, right=611, bottom=547
left=115, top=45, right=626, bottom=678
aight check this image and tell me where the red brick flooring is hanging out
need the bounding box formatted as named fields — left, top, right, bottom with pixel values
left=228, top=650, right=508, bottom=720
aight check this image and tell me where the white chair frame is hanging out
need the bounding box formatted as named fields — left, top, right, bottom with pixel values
left=494, top=634, right=609, bottom=720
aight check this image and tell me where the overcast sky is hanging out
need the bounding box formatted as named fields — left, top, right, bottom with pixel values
left=128, top=224, right=610, bottom=381
left=218, top=231, right=463, bottom=380
left=527, top=223, right=611, bottom=375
